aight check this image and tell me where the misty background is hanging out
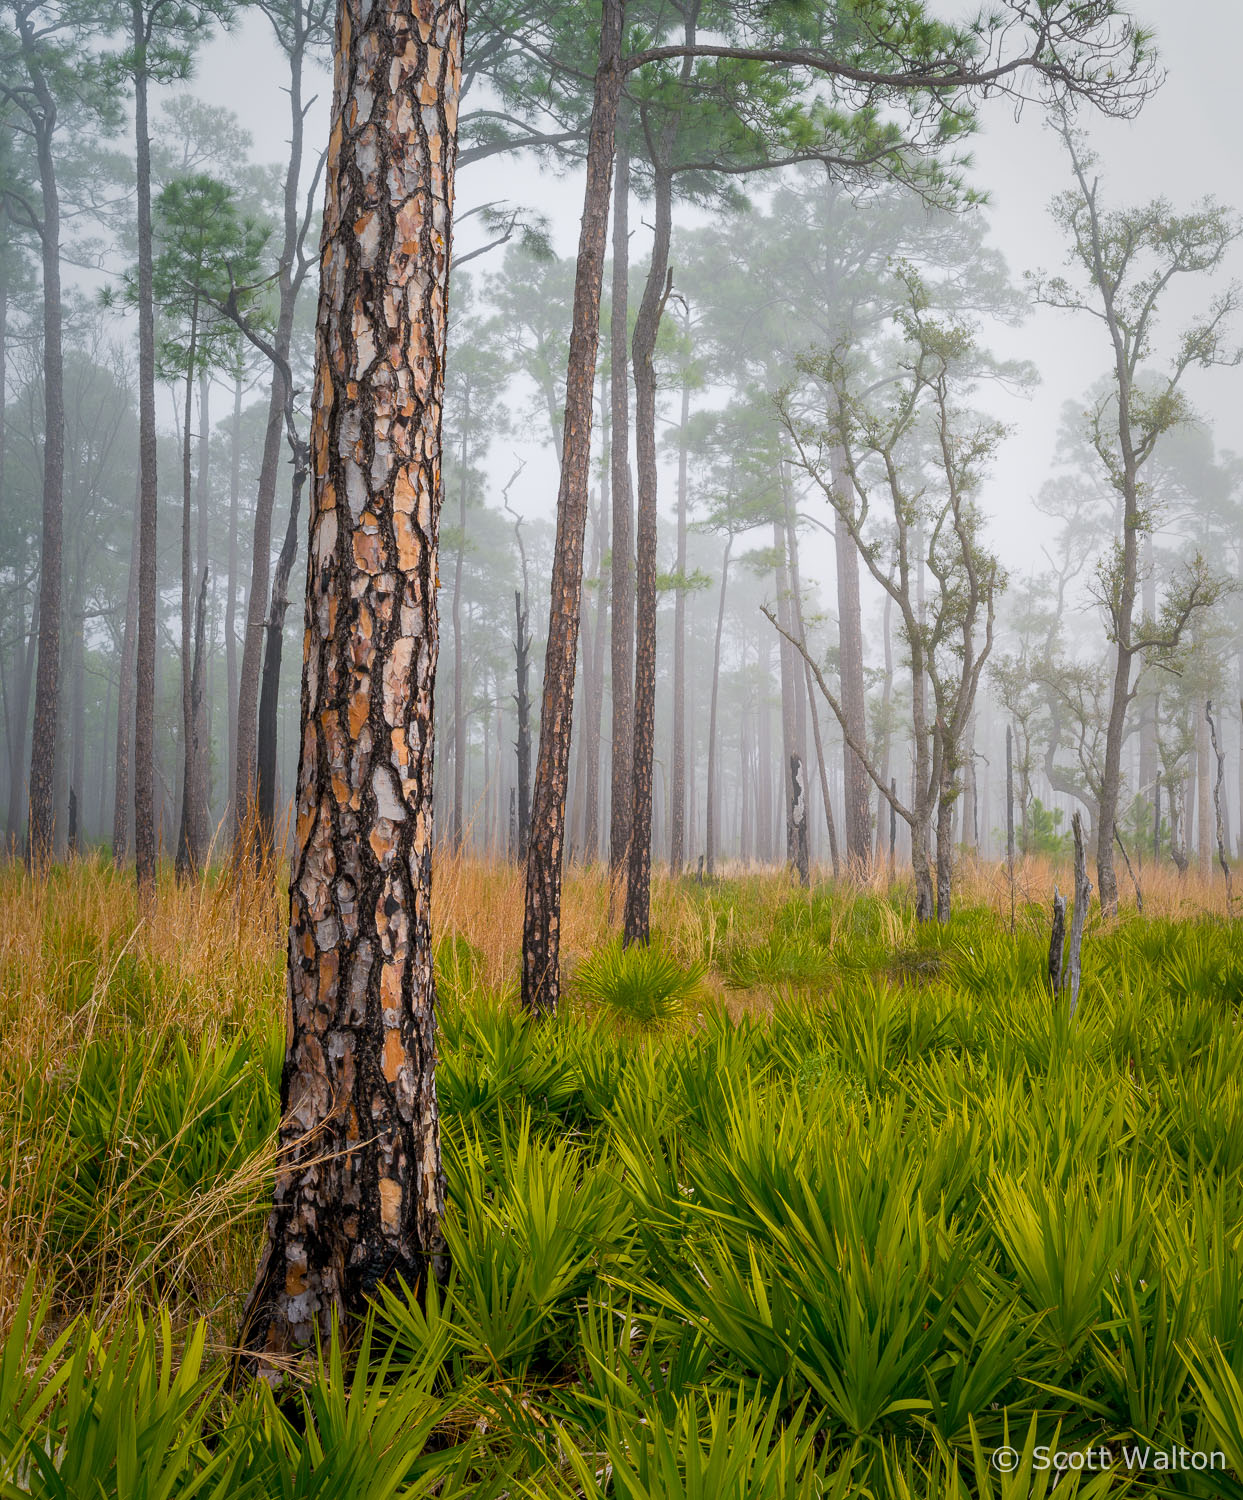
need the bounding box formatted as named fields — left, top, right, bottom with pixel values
left=2, top=0, right=1240, bottom=883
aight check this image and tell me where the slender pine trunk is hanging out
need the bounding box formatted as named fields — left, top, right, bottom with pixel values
left=133, top=10, right=159, bottom=891
left=623, top=158, right=674, bottom=946
left=522, top=0, right=624, bottom=1013
left=607, top=105, right=634, bottom=884
left=25, top=66, right=64, bottom=866
left=669, top=373, right=690, bottom=875
left=705, top=537, right=731, bottom=878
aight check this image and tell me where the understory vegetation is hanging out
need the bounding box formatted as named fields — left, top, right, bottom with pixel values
left=2, top=855, right=1242, bottom=1497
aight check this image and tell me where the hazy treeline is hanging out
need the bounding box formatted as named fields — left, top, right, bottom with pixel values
left=1, top=0, right=1240, bottom=911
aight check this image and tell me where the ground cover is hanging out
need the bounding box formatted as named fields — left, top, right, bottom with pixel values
left=1, top=854, right=1240, bottom=1497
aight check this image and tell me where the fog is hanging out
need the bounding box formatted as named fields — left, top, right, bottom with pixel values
left=3, top=0, right=1240, bottom=904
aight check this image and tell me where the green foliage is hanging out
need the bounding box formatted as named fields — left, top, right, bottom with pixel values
left=1023, top=798, right=1071, bottom=858
left=14, top=883, right=1243, bottom=1496
left=571, top=939, right=707, bottom=1027
left=26, top=1027, right=279, bottom=1281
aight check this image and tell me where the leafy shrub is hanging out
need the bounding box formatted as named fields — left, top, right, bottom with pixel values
left=572, top=939, right=706, bottom=1027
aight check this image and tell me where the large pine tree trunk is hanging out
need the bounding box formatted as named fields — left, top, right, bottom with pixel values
left=522, top=0, right=624, bottom=1013
left=25, top=77, right=64, bottom=866
left=607, top=109, right=634, bottom=883
left=240, top=0, right=463, bottom=1363
left=132, top=18, right=159, bottom=892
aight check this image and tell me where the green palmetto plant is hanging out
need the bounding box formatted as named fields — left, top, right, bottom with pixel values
left=571, top=940, right=707, bottom=1028
left=436, top=1115, right=634, bottom=1380
left=551, top=1386, right=858, bottom=1500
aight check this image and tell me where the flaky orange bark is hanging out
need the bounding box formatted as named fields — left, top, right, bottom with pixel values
left=241, top=0, right=464, bottom=1364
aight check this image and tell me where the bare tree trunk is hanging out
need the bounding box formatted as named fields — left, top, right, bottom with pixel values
left=25, top=64, right=65, bottom=866
left=1048, top=887, right=1066, bottom=995
left=757, top=634, right=773, bottom=861
left=68, top=602, right=84, bottom=854
left=133, top=9, right=159, bottom=891
left=196, top=371, right=211, bottom=824
left=1066, top=811, right=1091, bottom=1018
left=935, top=759, right=954, bottom=923
left=6, top=583, right=38, bottom=848
left=513, top=589, right=531, bottom=859
left=874, top=589, right=894, bottom=863
left=790, top=753, right=809, bottom=887
left=623, top=159, right=673, bottom=947
left=831, top=447, right=869, bottom=873
left=111, top=480, right=141, bottom=862
left=773, top=516, right=798, bottom=867
left=1207, top=700, right=1234, bottom=907
left=255, top=445, right=307, bottom=846
left=225, top=370, right=242, bottom=823
left=240, top=0, right=462, bottom=1363
left=608, top=106, right=634, bottom=884
left=451, top=391, right=469, bottom=847
left=583, top=489, right=606, bottom=861
left=521, top=0, right=624, bottom=1014
left=176, top=310, right=201, bottom=878
left=1169, top=773, right=1189, bottom=876
left=705, top=537, right=731, bottom=878
left=669, top=372, right=690, bottom=875
left=233, top=9, right=317, bottom=857
left=1197, top=705, right=1213, bottom=879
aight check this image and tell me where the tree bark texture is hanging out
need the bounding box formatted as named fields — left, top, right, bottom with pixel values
left=790, top=753, right=809, bottom=887
left=240, top=0, right=464, bottom=1362
left=521, top=0, right=623, bottom=1014
left=1048, top=887, right=1066, bottom=996
left=1066, top=811, right=1091, bottom=1018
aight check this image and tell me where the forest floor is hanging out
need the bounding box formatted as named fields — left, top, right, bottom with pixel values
left=1, top=852, right=1241, bottom=1497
